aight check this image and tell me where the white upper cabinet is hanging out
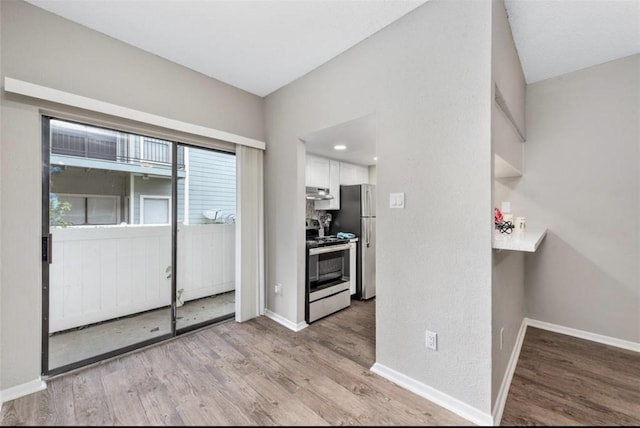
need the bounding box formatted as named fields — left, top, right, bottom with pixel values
left=306, top=154, right=370, bottom=210
left=306, top=154, right=330, bottom=188
left=315, top=160, right=340, bottom=210
left=339, top=162, right=368, bottom=185
left=357, top=165, right=369, bottom=184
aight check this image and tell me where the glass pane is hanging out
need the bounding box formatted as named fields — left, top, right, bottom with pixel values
left=47, top=118, right=173, bottom=371
left=56, top=195, right=86, bottom=226
left=87, top=197, right=118, bottom=224
left=176, top=146, right=236, bottom=331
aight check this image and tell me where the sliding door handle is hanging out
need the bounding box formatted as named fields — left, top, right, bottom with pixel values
left=42, top=233, right=52, bottom=264
left=48, top=233, right=53, bottom=264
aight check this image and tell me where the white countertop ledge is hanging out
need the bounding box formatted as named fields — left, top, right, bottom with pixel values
left=492, top=228, right=548, bottom=252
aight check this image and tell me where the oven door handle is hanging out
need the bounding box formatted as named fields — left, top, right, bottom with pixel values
left=309, top=243, right=352, bottom=255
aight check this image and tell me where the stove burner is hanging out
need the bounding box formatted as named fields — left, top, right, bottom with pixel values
left=306, top=235, right=351, bottom=248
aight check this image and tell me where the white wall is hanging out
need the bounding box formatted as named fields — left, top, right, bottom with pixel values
left=506, top=55, right=640, bottom=343
left=265, top=0, right=494, bottom=414
left=0, top=0, right=3, bottom=401
left=490, top=242, right=524, bottom=404
left=0, top=0, right=264, bottom=391
left=492, top=178, right=526, bottom=409
left=490, top=0, right=527, bottom=409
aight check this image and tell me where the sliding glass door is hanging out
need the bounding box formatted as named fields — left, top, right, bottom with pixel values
left=175, top=145, right=236, bottom=332
left=42, top=117, right=235, bottom=376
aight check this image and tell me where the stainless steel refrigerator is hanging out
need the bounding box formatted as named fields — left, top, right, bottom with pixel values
left=329, top=184, right=376, bottom=300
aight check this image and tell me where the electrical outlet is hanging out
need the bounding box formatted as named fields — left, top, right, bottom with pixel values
left=500, top=328, right=504, bottom=350
left=425, top=330, right=437, bottom=351
left=274, top=283, right=283, bottom=295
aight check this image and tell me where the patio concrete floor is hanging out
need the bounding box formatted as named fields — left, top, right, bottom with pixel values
left=48, top=291, right=235, bottom=370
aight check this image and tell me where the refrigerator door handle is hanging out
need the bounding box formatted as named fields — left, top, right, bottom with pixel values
left=365, top=187, right=371, bottom=247
left=366, top=217, right=370, bottom=248
left=365, top=219, right=368, bottom=247
left=366, top=187, right=371, bottom=217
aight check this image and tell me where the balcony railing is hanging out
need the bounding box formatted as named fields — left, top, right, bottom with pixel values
left=51, top=124, right=185, bottom=169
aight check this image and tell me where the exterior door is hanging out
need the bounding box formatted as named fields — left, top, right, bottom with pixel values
left=175, top=144, right=236, bottom=332
left=43, top=117, right=173, bottom=375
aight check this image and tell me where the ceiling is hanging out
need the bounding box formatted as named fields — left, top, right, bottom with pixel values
left=24, top=0, right=639, bottom=165
left=505, top=0, right=640, bottom=83
left=25, top=0, right=426, bottom=97
left=302, top=115, right=377, bottom=166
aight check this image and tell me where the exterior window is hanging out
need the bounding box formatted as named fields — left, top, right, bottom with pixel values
left=88, top=197, right=118, bottom=224
left=56, top=194, right=120, bottom=226
left=141, top=196, right=171, bottom=225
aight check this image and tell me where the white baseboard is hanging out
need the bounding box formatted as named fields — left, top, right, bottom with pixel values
left=370, top=362, right=493, bottom=426
left=526, top=318, right=640, bottom=353
left=1, top=378, right=47, bottom=403
left=264, top=309, right=308, bottom=332
left=492, top=318, right=527, bottom=426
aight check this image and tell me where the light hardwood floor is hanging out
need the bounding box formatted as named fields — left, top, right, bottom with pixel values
left=4, top=302, right=638, bottom=426
left=0, top=300, right=470, bottom=426
left=501, top=326, right=640, bottom=426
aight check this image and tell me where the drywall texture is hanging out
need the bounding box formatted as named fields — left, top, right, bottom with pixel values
left=490, top=0, right=527, bottom=409
left=491, top=179, right=526, bottom=407
left=505, top=55, right=640, bottom=343
left=491, top=247, right=524, bottom=403
left=265, top=0, right=493, bottom=414
left=0, top=0, right=264, bottom=390
left=0, top=0, right=3, bottom=396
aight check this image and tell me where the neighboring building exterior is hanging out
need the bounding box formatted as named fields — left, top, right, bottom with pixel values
left=49, top=119, right=236, bottom=226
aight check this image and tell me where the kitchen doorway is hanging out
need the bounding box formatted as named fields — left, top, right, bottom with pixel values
left=301, top=113, right=377, bottom=328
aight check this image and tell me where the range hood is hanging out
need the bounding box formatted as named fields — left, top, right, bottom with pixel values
left=305, top=186, right=334, bottom=201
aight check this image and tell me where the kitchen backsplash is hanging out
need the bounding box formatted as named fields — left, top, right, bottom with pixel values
left=306, top=199, right=325, bottom=220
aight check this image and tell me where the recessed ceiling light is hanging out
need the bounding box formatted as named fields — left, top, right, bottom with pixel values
left=374, top=156, right=378, bottom=161
left=334, top=144, right=347, bottom=151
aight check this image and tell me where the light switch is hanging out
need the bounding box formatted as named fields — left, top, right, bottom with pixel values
left=501, top=201, right=511, bottom=213
left=390, top=193, right=405, bottom=209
